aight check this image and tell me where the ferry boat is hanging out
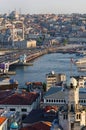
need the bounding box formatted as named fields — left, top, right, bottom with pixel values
left=13, top=54, right=33, bottom=66
left=75, top=57, right=86, bottom=65
left=0, top=77, right=18, bottom=90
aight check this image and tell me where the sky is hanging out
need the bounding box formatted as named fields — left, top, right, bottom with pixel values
left=0, top=0, right=86, bottom=14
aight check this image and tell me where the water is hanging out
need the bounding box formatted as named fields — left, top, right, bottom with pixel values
left=10, top=53, right=86, bottom=88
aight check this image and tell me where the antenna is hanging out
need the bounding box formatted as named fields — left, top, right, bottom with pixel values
left=70, top=58, right=73, bottom=77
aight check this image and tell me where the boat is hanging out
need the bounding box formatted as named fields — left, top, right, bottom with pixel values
left=0, top=77, right=18, bottom=90
left=75, top=57, right=86, bottom=65
left=13, top=54, right=33, bottom=66
left=78, top=67, right=86, bottom=72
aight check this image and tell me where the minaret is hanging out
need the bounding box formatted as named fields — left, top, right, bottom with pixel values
left=59, top=77, right=86, bottom=130
left=65, top=77, right=79, bottom=112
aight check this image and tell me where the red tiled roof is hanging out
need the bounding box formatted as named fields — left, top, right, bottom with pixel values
left=45, top=106, right=58, bottom=112
left=0, top=117, right=7, bottom=125
left=0, top=91, right=39, bottom=105
left=0, top=90, right=14, bottom=100
left=20, top=121, right=51, bottom=130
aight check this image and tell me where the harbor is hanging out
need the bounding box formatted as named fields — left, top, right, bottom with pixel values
left=9, top=52, right=83, bottom=88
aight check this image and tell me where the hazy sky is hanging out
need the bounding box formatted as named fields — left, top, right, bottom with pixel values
left=0, top=0, right=86, bottom=14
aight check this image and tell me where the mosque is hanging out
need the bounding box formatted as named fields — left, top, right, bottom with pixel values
left=44, top=77, right=86, bottom=130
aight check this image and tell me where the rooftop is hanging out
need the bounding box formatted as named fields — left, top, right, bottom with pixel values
left=23, top=108, right=58, bottom=124
left=20, top=121, right=51, bottom=130
left=0, top=91, right=39, bottom=105
left=0, top=117, right=7, bottom=125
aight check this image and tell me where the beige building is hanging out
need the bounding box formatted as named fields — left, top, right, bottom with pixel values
left=46, top=71, right=66, bottom=90
left=14, top=40, right=36, bottom=48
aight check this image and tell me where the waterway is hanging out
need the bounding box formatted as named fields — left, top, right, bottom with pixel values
left=10, top=53, right=86, bottom=88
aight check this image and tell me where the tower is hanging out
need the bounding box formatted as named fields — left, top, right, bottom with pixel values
left=59, top=77, right=86, bottom=130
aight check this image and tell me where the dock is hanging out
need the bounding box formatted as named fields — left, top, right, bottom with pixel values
left=12, top=62, right=33, bottom=66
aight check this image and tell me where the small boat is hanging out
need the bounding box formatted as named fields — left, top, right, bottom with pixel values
left=0, top=77, right=18, bottom=90
left=78, top=67, right=86, bottom=72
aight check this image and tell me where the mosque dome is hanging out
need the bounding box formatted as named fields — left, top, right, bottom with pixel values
left=10, top=122, right=18, bottom=129
left=67, top=77, right=77, bottom=89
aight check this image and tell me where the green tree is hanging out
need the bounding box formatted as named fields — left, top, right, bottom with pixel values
left=42, top=82, right=47, bottom=92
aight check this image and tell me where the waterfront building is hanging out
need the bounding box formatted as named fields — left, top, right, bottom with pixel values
left=44, top=77, right=86, bottom=130
left=14, top=40, right=36, bottom=49
left=46, top=71, right=66, bottom=90
left=0, top=117, right=8, bottom=130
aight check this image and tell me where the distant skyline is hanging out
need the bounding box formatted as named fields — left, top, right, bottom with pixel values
left=0, top=0, right=86, bottom=14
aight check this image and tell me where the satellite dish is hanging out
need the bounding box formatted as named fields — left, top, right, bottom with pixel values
left=51, top=71, right=55, bottom=74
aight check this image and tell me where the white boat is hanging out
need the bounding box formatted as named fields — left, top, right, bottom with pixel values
left=78, top=67, right=86, bottom=72
left=0, top=77, right=18, bottom=90
left=75, top=57, right=86, bottom=65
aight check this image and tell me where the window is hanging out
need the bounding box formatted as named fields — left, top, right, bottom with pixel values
left=21, top=108, right=27, bottom=112
left=71, top=123, right=74, bottom=129
left=63, top=114, right=68, bottom=120
left=46, top=99, right=48, bottom=102
left=10, top=108, right=15, bottom=111
left=49, top=99, right=51, bottom=102
left=59, top=100, right=60, bottom=102
left=77, top=114, right=78, bottom=119
left=79, top=114, right=81, bottom=119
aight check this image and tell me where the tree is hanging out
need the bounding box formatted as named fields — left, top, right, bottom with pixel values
left=42, top=82, right=47, bottom=92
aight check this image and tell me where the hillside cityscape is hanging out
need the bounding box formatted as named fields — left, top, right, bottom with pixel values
left=0, top=10, right=86, bottom=130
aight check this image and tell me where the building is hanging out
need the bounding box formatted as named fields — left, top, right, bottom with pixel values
left=59, top=77, right=86, bottom=130
left=1, top=111, right=21, bottom=130
left=0, top=117, right=8, bottom=130
left=14, top=40, right=36, bottom=48
left=46, top=71, right=66, bottom=90
left=43, top=77, right=86, bottom=130
left=20, top=121, right=51, bottom=130
left=0, top=91, right=40, bottom=118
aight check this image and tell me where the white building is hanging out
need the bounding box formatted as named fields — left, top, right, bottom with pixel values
left=59, top=77, right=86, bottom=130
left=0, top=91, right=40, bottom=118
left=43, top=77, right=86, bottom=130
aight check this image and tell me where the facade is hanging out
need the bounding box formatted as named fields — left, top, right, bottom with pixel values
left=0, top=117, right=8, bottom=130
left=44, top=77, right=86, bottom=130
left=46, top=71, right=66, bottom=90
left=14, top=40, right=36, bottom=48
left=0, top=91, right=40, bottom=117
left=59, top=77, right=86, bottom=130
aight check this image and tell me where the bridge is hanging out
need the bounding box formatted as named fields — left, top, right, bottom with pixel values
left=0, top=44, right=85, bottom=67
